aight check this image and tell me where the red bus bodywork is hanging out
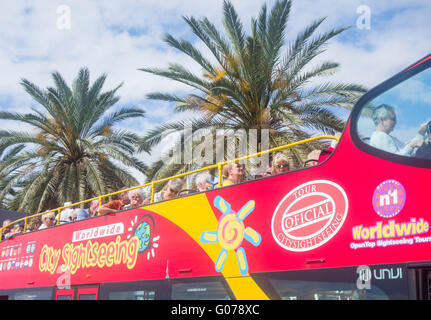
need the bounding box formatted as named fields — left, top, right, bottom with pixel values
left=1, top=54, right=430, bottom=300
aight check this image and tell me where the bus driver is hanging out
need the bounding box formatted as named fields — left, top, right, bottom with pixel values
left=370, top=104, right=426, bottom=156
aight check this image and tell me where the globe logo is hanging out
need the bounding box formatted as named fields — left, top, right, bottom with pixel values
left=127, top=214, right=160, bottom=260
left=134, top=221, right=152, bottom=253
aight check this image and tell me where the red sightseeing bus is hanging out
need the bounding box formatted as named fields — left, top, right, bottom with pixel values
left=0, top=53, right=430, bottom=301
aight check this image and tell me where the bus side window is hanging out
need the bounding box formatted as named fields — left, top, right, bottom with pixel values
left=13, top=288, right=54, bottom=300
left=108, top=289, right=155, bottom=300
left=356, top=66, right=431, bottom=162
left=251, top=266, right=408, bottom=300
left=171, top=278, right=232, bottom=300
left=99, top=280, right=169, bottom=300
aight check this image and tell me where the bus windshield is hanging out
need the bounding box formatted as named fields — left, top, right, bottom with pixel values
left=356, top=67, right=431, bottom=160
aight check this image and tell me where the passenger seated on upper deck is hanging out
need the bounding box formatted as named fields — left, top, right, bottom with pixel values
left=249, top=159, right=272, bottom=179
left=56, top=202, right=74, bottom=224
left=271, top=153, right=291, bottom=175
left=154, top=178, right=184, bottom=202
left=26, top=217, right=41, bottom=232
left=222, top=162, right=244, bottom=187
left=38, top=212, right=56, bottom=230
left=369, top=104, right=426, bottom=155
left=1, top=219, right=12, bottom=240
left=77, top=199, right=100, bottom=221
left=124, top=191, right=149, bottom=209
left=195, top=173, right=213, bottom=192
left=71, top=209, right=78, bottom=222
left=251, top=167, right=272, bottom=179
left=98, top=189, right=131, bottom=215
left=305, top=149, right=321, bottom=167
left=6, top=223, right=24, bottom=238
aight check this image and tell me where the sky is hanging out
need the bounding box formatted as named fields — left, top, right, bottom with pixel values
left=0, top=0, right=430, bottom=183
left=357, top=68, right=431, bottom=142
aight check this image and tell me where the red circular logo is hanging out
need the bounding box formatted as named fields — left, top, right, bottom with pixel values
left=271, top=180, right=349, bottom=252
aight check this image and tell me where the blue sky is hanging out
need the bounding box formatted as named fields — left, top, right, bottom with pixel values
left=358, top=67, right=431, bottom=141
left=0, top=0, right=430, bottom=182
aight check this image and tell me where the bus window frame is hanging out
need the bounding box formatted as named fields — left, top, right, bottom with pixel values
left=100, top=276, right=234, bottom=300
left=251, top=264, right=410, bottom=300
left=0, top=287, right=55, bottom=300
left=169, top=276, right=235, bottom=300
left=55, top=285, right=99, bottom=300
left=56, top=288, right=74, bottom=300
left=99, top=279, right=170, bottom=300
left=77, top=287, right=98, bottom=300
left=407, top=262, right=431, bottom=300
left=350, top=53, right=431, bottom=169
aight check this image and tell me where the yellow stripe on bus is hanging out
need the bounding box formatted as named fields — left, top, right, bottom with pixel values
left=146, top=193, right=269, bottom=300
left=225, top=276, right=270, bottom=300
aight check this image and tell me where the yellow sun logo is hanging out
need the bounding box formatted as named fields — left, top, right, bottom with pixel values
left=200, top=196, right=261, bottom=275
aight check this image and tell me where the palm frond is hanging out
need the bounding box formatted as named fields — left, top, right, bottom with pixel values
left=137, top=0, right=367, bottom=181
left=1, top=68, right=146, bottom=213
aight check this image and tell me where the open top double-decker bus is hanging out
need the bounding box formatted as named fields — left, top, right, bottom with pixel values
left=0, top=53, right=430, bottom=300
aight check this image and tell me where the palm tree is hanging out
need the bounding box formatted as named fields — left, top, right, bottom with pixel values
left=0, top=68, right=147, bottom=213
left=139, top=0, right=367, bottom=181
left=0, top=145, right=26, bottom=209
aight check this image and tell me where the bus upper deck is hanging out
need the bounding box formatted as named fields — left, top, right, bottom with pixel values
left=0, top=134, right=338, bottom=239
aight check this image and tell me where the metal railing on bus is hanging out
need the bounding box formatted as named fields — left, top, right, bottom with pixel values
left=0, top=135, right=338, bottom=241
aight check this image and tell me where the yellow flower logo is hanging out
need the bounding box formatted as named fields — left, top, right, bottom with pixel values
left=200, top=196, right=261, bottom=275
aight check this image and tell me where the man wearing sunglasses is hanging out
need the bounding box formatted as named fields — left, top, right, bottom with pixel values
left=38, top=212, right=56, bottom=230
left=271, top=153, right=290, bottom=175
